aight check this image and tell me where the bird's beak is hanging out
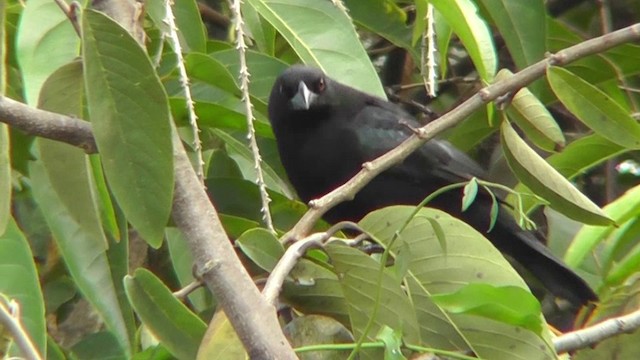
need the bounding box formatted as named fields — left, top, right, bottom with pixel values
left=290, top=81, right=317, bottom=110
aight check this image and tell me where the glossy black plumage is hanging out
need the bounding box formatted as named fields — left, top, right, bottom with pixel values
left=268, top=65, right=597, bottom=307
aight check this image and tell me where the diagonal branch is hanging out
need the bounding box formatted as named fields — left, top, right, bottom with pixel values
left=282, top=23, right=640, bottom=242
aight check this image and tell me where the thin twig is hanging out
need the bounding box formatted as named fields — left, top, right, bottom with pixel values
left=229, top=0, right=275, bottom=234
left=53, top=0, right=81, bottom=37
left=554, top=307, right=640, bottom=353
left=164, top=0, right=205, bottom=184
left=263, top=221, right=365, bottom=306
left=281, top=23, right=640, bottom=242
left=0, top=298, right=42, bottom=360
left=173, top=279, right=203, bottom=300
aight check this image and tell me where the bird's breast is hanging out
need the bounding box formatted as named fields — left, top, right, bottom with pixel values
left=276, top=122, right=364, bottom=202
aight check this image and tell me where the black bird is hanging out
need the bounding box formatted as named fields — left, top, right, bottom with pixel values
left=268, top=65, right=597, bottom=308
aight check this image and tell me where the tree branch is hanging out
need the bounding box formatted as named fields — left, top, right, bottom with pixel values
left=0, top=298, right=42, bottom=360
left=554, top=307, right=640, bottom=353
left=0, top=96, right=96, bottom=153
left=283, top=23, right=640, bottom=242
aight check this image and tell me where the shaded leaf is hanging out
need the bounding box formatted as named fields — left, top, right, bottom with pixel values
left=501, top=121, right=612, bottom=225
left=125, top=269, right=206, bottom=360
left=360, top=206, right=557, bottom=360
left=30, top=159, right=131, bottom=353
left=547, top=66, right=640, bottom=149
left=325, top=242, right=421, bottom=345
left=495, top=69, right=565, bottom=151
left=284, top=315, right=353, bottom=360
left=197, top=310, right=246, bottom=360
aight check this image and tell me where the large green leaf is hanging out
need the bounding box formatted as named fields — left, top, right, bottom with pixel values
left=124, top=268, right=207, bottom=360
left=430, top=0, right=496, bottom=81
left=0, top=219, right=46, bottom=357
left=359, top=206, right=557, bottom=360
left=501, top=121, right=612, bottom=226
left=34, top=59, right=133, bottom=354
left=82, top=10, right=173, bottom=247
left=248, top=0, right=385, bottom=97
left=15, top=0, right=79, bottom=105
left=547, top=66, right=640, bottom=149
left=30, top=160, right=132, bottom=353
left=325, top=242, right=421, bottom=347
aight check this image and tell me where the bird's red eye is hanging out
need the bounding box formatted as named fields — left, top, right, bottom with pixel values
left=316, top=78, right=325, bottom=93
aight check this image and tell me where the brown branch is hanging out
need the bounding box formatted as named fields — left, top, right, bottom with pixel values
left=554, top=307, right=640, bottom=353
left=282, top=23, right=640, bottom=242
left=0, top=97, right=96, bottom=153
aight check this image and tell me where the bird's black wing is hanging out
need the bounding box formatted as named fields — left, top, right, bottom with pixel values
left=351, top=97, right=486, bottom=185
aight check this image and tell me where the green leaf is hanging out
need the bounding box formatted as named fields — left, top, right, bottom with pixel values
left=282, top=259, right=350, bottom=326
left=0, top=219, right=46, bottom=357
left=432, top=284, right=544, bottom=336
left=501, top=121, right=612, bottom=225
left=479, top=1, right=545, bottom=69
left=343, top=0, right=413, bottom=55
left=514, top=134, right=627, bottom=214
left=242, top=0, right=276, bottom=56
left=430, top=0, right=496, bottom=81
left=547, top=66, right=640, bottom=149
left=376, top=326, right=406, bottom=360
left=30, top=159, right=132, bottom=354
left=34, top=59, right=133, bottom=354
left=185, top=53, right=239, bottom=95
left=248, top=0, right=385, bottom=97
left=236, top=228, right=285, bottom=272
left=325, top=242, right=421, bottom=345
left=461, top=177, right=478, bottom=211
left=69, top=331, right=126, bottom=360
left=82, top=10, right=173, bottom=247
left=15, top=0, right=79, bottom=105
left=209, top=49, right=290, bottom=104
left=495, top=69, right=565, bottom=151
left=125, top=269, right=206, bottom=360
left=565, top=184, right=640, bottom=268
left=172, top=0, right=207, bottom=53
left=211, top=129, right=292, bottom=197
left=360, top=206, right=557, bottom=359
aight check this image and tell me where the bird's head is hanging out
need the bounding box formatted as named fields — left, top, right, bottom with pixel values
left=269, top=65, right=335, bottom=115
